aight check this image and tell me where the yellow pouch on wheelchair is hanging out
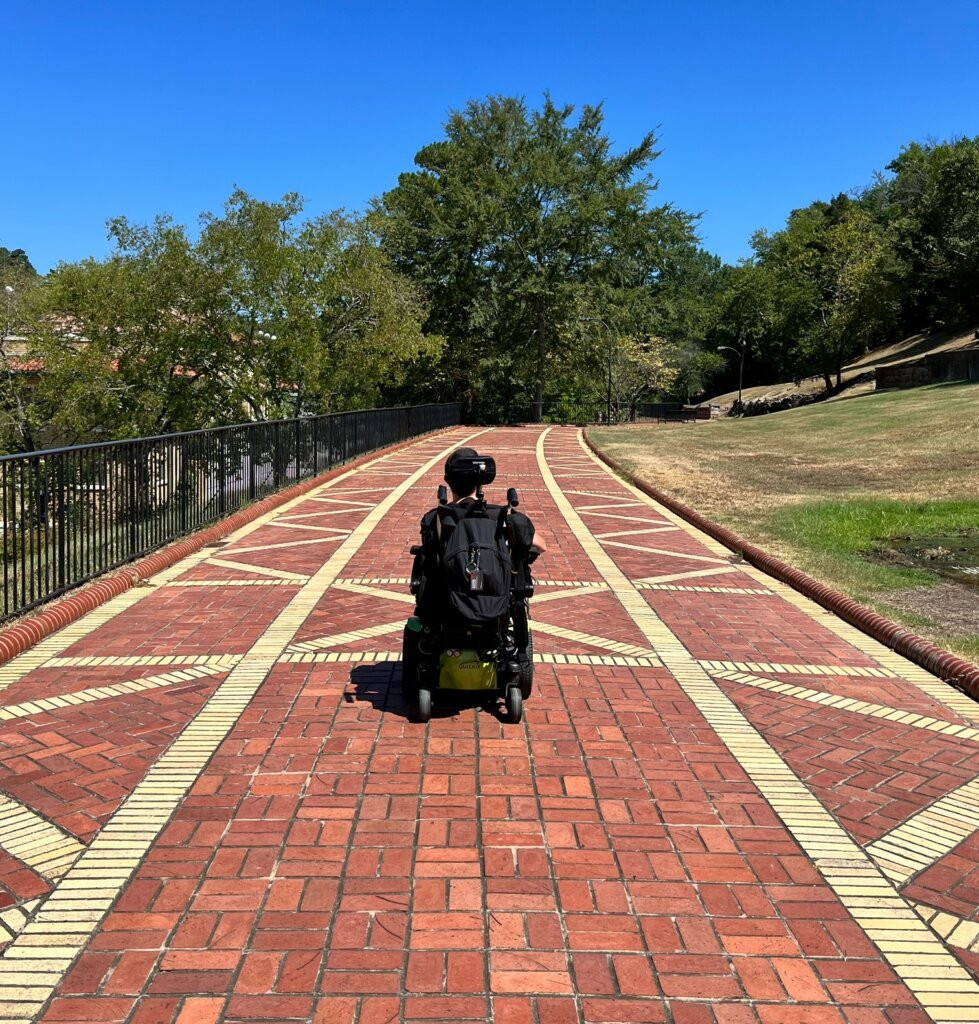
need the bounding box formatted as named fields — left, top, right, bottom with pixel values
left=439, top=649, right=498, bottom=691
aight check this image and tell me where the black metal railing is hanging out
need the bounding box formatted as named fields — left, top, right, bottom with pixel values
left=487, top=398, right=709, bottom=425
left=0, top=403, right=461, bottom=621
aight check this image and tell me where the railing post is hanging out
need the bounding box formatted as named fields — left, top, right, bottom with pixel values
left=55, top=456, right=66, bottom=592
left=180, top=436, right=189, bottom=533
left=248, top=426, right=257, bottom=501
left=218, top=431, right=227, bottom=518
left=128, top=445, right=139, bottom=559
left=295, top=417, right=302, bottom=481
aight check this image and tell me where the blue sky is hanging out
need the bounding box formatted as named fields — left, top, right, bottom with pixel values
left=4, top=0, right=978, bottom=273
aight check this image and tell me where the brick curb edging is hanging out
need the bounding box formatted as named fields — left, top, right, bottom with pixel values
left=583, top=431, right=979, bottom=703
left=0, top=429, right=453, bottom=669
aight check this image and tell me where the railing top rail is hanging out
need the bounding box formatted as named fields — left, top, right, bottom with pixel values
left=0, top=403, right=461, bottom=464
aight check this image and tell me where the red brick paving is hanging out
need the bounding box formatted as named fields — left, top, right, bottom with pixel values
left=0, top=676, right=224, bottom=840
left=718, top=679, right=978, bottom=843
left=0, top=426, right=969, bottom=1023
left=905, top=832, right=979, bottom=921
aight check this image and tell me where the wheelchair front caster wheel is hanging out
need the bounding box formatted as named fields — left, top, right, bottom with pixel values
left=416, top=688, right=432, bottom=723
left=505, top=685, right=523, bottom=724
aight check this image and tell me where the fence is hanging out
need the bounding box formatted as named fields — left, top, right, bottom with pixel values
left=0, top=403, right=461, bottom=622
left=488, top=398, right=707, bottom=425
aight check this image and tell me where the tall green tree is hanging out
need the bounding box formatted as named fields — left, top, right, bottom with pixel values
left=377, top=95, right=701, bottom=418
left=748, top=196, right=899, bottom=388
left=876, top=137, right=979, bottom=328
left=34, top=190, right=438, bottom=443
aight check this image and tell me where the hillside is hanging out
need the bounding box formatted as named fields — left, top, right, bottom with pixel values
left=705, top=325, right=978, bottom=411
left=590, top=380, right=979, bottom=666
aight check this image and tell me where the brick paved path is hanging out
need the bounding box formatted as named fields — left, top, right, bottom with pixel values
left=0, top=426, right=976, bottom=1023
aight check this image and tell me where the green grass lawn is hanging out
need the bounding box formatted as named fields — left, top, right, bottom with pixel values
left=589, top=381, right=979, bottom=665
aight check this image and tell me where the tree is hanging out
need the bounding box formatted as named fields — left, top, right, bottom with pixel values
left=377, top=95, right=701, bottom=419
left=33, top=190, right=439, bottom=443
left=0, top=248, right=37, bottom=279
left=670, top=343, right=725, bottom=403
left=878, top=137, right=979, bottom=328
left=746, top=196, right=899, bottom=388
left=615, top=334, right=680, bottom=416
left=0, top=266, right=49, bottom=452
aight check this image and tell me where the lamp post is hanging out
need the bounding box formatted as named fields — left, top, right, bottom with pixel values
left=717, top=335, right=746, bottom=415
left=580, top=317, right=614, bottom=425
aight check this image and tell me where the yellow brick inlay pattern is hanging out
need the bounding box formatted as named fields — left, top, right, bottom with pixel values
left=529, top=621, right=660, bottom=659
left=0, top=664, right=227, bottom=723
left=277, top=649, right=662, bottom=668
left=867, top=778, right=979, bottom=884
left=701, top=658, right=899, bottom=679
left=602, top=539, right=729, bottom=563
left=331, top=581, right=415, bottom=606
left=708, top=668, right=979, bottom=741
left=0, top=797, right=84, bottom=882
left=912, top=903, right=979, bottom=953
left=594, top=526, right=680, bottom=539
left=511, top=584, right=609, bottom=604
left=44, top=654, right=240, bottom=670
left=551, top=431, right=979, bottom=1024
left=169, top=578, right=302, bottom=587
left=338, top=577, right=412, bottom=586
left=0, top=429, right=488, bottom=1019
left=336, top=577, right=606, bottom=589
left=288, top=619, right=406, bottom=654
left=0, top=900, right=40, bottom=943
left=226, top=533, right=348, bottom=555
left=637, top=582, right=773, bottom=595
left=205, top=558, right=311, bottom=582
left=634, top=566, right=741, bottom=584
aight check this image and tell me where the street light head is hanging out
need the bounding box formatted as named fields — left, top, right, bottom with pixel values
left=3, top=286, right=13, bottom=295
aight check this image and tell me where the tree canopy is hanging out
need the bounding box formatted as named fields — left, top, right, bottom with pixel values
left=376, top=96, right=708, bottom=418
left=708, top=136, right=979, bottom=395
left=6, top=102, right=979, bottom=448
left=26, top=191, right=438, bottom=447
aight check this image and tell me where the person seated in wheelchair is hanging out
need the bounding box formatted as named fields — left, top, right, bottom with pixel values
left=405, top=447, right=543, bottom=713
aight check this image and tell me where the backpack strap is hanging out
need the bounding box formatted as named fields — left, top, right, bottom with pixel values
left=433, top=503, right=464, bottom=562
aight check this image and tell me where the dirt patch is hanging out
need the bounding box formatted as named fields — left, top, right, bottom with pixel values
left=877, top=582, right=979, bottom=636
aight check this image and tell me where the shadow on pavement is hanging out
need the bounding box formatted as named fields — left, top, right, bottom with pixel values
left=348, top=662, right=507, bottom=722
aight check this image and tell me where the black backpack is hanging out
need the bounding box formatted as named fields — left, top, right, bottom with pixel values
left=437, top=503, right=513, bottom=628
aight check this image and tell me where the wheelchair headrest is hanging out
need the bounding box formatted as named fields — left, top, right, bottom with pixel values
left=444, top=449, right=497, bottom=492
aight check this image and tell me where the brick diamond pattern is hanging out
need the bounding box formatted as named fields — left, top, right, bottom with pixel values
left=0, top=426, right=969, bottom=1024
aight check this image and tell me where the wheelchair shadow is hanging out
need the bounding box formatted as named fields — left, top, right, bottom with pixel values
left=348, top=662, right=508, bottom=722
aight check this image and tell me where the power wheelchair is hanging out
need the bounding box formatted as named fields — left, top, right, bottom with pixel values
left=400, top=454, right=536, bottom=723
